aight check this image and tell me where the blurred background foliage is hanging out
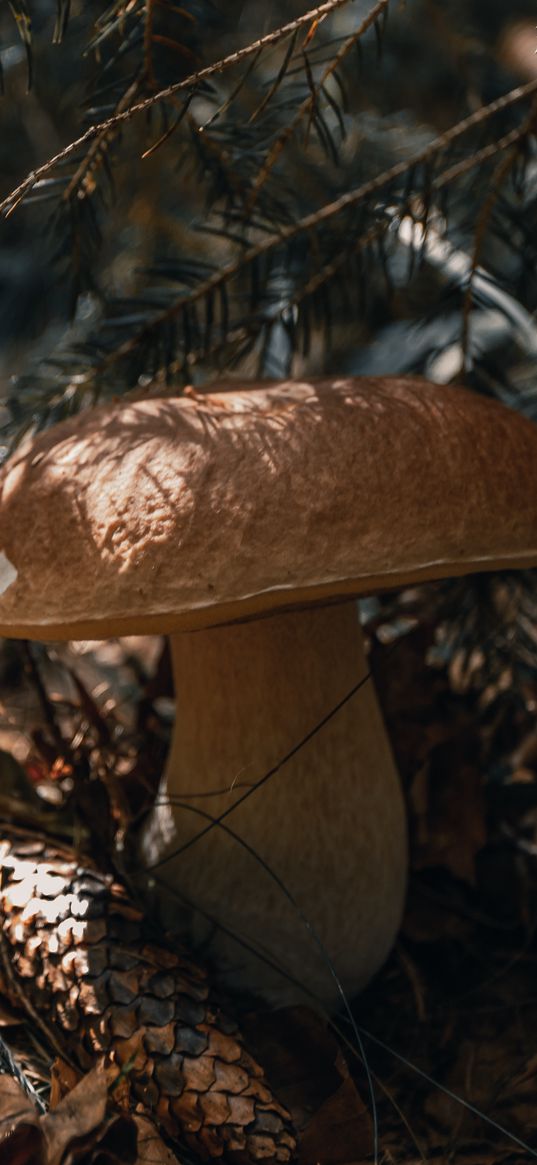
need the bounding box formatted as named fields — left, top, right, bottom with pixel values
left=0, top=0, right=536, bottom=685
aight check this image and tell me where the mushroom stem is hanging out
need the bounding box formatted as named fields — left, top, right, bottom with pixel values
left=141, top=601, right=407, bottom=1009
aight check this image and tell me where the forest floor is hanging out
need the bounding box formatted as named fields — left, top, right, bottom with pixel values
left=0, top=605, right=536, bottom=1165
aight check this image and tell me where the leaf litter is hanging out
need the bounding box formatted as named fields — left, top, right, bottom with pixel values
left=0, top=605, right=537, bottom=1163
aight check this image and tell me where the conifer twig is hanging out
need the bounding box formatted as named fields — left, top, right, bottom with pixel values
left=50, top=82, right=537, bottom=391
left=0, top=0, right=357, bottom=217
left=246, top=0, right=390, bottom=213
left=460, top=97, right=537, bottom=366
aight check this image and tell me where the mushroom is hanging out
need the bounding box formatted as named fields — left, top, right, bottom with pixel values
left=0, top=376, right=536, bottom=1009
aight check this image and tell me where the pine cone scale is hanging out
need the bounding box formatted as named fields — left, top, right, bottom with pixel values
left=0, top=830, right=297, bottom=1162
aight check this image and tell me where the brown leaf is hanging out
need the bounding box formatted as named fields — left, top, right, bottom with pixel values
left=44, top=1065, right=110, bottom=1150
left=243, top=1003, right=372, bottom=1163
left=49, top=1059, right=81, bottom=1110
left=0, top=1075, right=37, bottom=1125
left=243, top=1006, right=345, bottom=1122
left=411, top=751, right=486, bottom=883
left=300, top=1076, right=371, bottom=1165
left=0, top=1121, right=44, bottom=1165
left=42, top=1065, right=137, bottom=1165
left=73, top=1112, right=137, bottom=1165
left=0, top=1076, right=43, bottom=1165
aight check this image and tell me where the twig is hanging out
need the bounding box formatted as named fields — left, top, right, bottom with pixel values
left=22, top=643, right=66, bottom=755
left=0, top=0, right=355, bottom=217
left=143, top=0, right=156, bottom=90
left=58, top=81, right=537, bottom=390
left=460, top=97, right=537, bottom=369
left=62, top=74, right=143, bottom=205
left=246, top=0, right=390, bottom=213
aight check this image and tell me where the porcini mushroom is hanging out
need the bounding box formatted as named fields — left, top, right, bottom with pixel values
left=0, top=376, right=536, bottom=1009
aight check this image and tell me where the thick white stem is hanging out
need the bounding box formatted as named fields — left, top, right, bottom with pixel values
left=141, top=602, right=407, bottom=1008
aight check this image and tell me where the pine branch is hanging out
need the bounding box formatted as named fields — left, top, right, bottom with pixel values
left=53, top=0, right=71, bottom=44
left=20, top=0, right=210, bottom=298
left=7, top=0, right=32, bottom=87
left=3, top=4, right=537, bottom=458
left=4, top=73, right=536, bottom=448
left=461, top=98, right=537, bottom=368
left=246, top=0, right=390, bottom=214
left=0, top=0, right=357, bottom=218
left=143, top=0, right=157, bottom=88
left=64, top=76, right=143, bottom=207
left=35, top=84, right=536, bottom=394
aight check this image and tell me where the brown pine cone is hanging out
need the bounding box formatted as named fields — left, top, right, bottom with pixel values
left=0, top=828, right=297, bottom=1163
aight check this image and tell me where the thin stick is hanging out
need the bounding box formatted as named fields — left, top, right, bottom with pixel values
left=0, top=0, right=356, bottom=217
left=37, top=81, right=537, bottom=390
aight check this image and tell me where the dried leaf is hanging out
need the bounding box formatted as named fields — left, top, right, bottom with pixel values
left=243, top=1004, right=371, bottom=1161
left=245, top=1007, right=344, bottom=1102
left=299, top=1076, right=370, bottom=1165
left=43, top=1065, right=136, bottom=1165
left=411, top=753, right=486, bottom=883
left=0, top=1075, right=41, bottom=1165
left=0, top=1120, right=43, bottom=1165
left=49, top=1059, right=80, bottom=1110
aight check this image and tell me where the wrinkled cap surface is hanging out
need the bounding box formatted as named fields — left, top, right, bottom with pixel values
left=0, top=376, right=536, bottom=640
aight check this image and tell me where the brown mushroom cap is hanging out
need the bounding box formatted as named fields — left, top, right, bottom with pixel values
left=0, top=376, right=536, bottom=640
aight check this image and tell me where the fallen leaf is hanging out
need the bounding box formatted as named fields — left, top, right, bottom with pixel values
left=243, top=1005, right=372, bottom=1162
left=46, top=1064, right=138, bottom=1165
left=0, top=1076, right=43, bottom=1165
left=0, top=1066, right=138, bottom=1165
left=299, top=1076, right=371, bottom=1165
left=411, top=748, right=486, bottom=883
left=242, top=1006, right=343, bottom=1123
left=49, top=1059, right=80, bottom=1110
left=0, top=1121, right=43, bottom=1165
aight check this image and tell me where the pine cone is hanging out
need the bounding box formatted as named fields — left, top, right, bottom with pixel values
left=0, top=828, right=297, bottom=1163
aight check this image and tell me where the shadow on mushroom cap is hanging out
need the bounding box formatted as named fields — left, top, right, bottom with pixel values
left=0, top=375, right=536, bottom=641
